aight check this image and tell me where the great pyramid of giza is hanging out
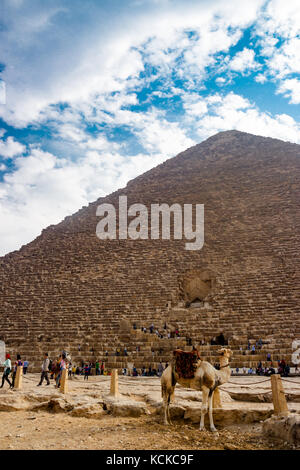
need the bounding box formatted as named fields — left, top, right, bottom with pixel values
left=0, top=130, right=299, bottom=371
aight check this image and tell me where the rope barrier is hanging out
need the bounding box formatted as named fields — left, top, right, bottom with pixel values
left=218, top=386, right=272, bottom=393
left=226, top=377, right=271, bottom=386
left=281, top=377, right=300, bottom=386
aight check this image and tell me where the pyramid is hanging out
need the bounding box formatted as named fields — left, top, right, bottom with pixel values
left=0, top=130, right=299, bottom=371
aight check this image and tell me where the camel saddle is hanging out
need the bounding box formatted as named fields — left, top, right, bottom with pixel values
left=173, top=349, right=200, bottom=379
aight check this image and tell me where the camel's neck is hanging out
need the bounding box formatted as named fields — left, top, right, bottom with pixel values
left=218, top=357, right=231, bottom=383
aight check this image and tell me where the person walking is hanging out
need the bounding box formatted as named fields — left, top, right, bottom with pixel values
left=37, top=353, right=50, bottom=386
left=0, top=353, right=12, bottom=388
left=84, top=363, right=90, bottom=380
left=23, top=358, right=29, bottom=375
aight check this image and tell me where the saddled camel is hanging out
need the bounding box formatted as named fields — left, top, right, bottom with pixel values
left=161, top=347, right=232, bottom=432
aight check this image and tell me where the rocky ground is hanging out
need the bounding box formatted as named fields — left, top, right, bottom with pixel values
left=0, top=374, right=300, bottom=450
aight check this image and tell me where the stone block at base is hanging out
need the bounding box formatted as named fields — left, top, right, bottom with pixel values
left=263, top=414, right=300, bottom=446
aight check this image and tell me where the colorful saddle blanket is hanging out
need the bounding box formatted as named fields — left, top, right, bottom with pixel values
left=174, top=349, right=200, bottom=379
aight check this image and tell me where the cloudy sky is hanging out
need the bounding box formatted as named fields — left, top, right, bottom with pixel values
left=0, top=0, right=299, bottom=255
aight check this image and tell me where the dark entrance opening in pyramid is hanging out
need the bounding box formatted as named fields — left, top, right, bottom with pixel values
left=189, top=298, right=203, bottom=308
left=184, top=275, right=213, bottom=308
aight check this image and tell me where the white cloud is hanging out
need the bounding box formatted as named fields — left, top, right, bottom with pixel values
left=0, top=0, right=264, bottom=127
left=255, top=0, right=300, bottom=97
left=255, top=74, right=267, bottom=84
left=277, top=79, right=300, bottom=104
left=0, top=136, right=26, bottom=158
left=229, top=48, right=259, bottom=73
left=181, top=91, right=300, bottom=143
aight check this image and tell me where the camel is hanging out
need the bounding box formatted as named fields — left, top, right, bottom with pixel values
left=161, top=347, right=232, bottom=432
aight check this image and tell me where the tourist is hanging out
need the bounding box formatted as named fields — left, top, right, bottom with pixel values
left=258, top=338, right=262, bottom=349
left=124, top=346, right=128, bottom=356
left=251, top=345, right=256, bottom=355
left=248, top=367, right=253, bottom=374
left=0, top=353, right=12, bottom=389
left=267, top=352, right=271, bottom=361
left=283, top=363, right=290, bottom=377
left=149, top=323, right=154, bottom=334
left=235, top=367, right=239, bottom=374
left=105, top=350, right=108, bottom=357
left=23, top=358, right=29, bottom=375
left=11, top=354, right=23, bottom=388
left=256, top=362, right=263, bottom=375
left=84, top=363, right=90, bottom=380
left=133, top=323, right=137, bottom=330
left=95, top=360, right=100, bottom=375
left=100, top=362, right=104, bottom=375
left=247, top=341, right=251, bottom=350
left=116, top=348, right=120, bottom=356
left=37, top=353, right=50, bottom=386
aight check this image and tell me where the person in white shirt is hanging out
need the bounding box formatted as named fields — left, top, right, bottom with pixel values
left=1, top=353, right=12, bottom=388
left=37, top=353, right=50, bottom=386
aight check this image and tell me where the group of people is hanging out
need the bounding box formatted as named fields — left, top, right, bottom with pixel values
left=1, top=353, right=24, bottom=389
left=122, top=362, right=167, bottom=377
left=234, top=358, right=294, bottom=376
left=134, top=322, right=180, bottom=339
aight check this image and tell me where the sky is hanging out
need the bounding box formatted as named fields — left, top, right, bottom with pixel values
left=0, top=0, right=299, bottom=255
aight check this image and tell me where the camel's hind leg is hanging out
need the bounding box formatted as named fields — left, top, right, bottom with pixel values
left=200, top=386, right=209, bottom=431
left=208, top=390, right=218, bottom=434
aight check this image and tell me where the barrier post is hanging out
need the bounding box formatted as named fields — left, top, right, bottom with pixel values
left=110, top=369, right=119, bottom=397
left=14, top=365, right=23, bottom=390
left=271, top=374, right=288, bottom=416
left=60, top=368, right=68, bottom=394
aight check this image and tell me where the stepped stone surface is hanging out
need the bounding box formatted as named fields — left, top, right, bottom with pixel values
left=0, top=130, right=299, bottom=369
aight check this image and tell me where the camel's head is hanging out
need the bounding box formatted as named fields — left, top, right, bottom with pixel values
left=217, top=348, right=232, bottom=360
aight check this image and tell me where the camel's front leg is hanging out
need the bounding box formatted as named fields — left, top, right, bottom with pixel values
left=163, top=395, right=169, bottom=425
left=208, top=391, right=218, bottom=434
left=200, top=387, right=209, bottom=431
left=162, top=390, right=173, bottom=425
left=167, top=398, right=173, bottom=426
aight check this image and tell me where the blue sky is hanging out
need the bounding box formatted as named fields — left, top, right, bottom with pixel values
left=0, top=0, right=299, bottom=255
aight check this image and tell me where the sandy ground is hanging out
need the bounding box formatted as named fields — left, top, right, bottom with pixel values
left=0, top=374, right=299, bottom=450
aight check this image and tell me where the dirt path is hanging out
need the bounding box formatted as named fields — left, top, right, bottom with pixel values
left=0, top=410, right=294, bottom=450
